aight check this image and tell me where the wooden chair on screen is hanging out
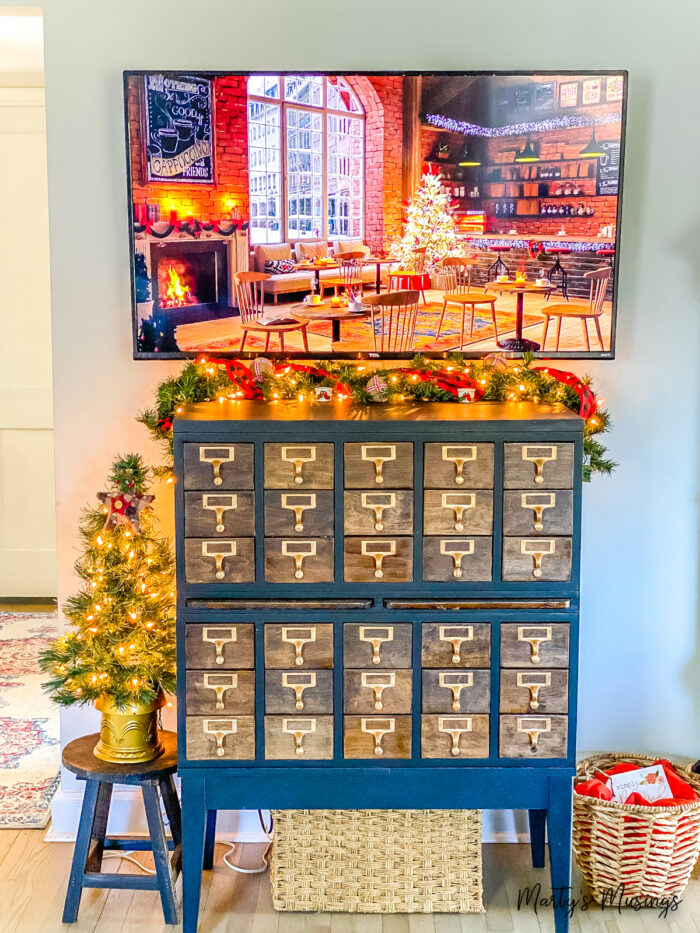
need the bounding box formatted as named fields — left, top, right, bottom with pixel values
left=435, top=257, right=499, bottom=349
left=234, top=271, right=310, bottom=352
left=540, top=266, right=611, bottom=351
left=389, top=247, right=428, bottom=304
left=364, top=290, right=420, bottom=353
left=320, top=251, right=365, bottom=299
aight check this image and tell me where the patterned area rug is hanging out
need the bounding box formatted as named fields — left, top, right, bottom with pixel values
left=0, top=612, right=60, bottom=828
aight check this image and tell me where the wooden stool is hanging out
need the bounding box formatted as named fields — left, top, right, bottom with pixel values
left=62, top=731, right=183, bottom=925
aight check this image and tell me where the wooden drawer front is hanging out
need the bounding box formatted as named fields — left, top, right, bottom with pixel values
left=421, top=623, right=490, bottom=669
left=500, top=623, right=569, bottom=668
left=344, top=443, right=413, bottom=489
left=185, top=716, right=255, bottom=760
left=422, top=537, right=492, bottom=582
left=344, top=537, right=413, bottom=583
left=185, top=670, right=255, bottom=715
left=264, top=624, right=333, bottom=669
left=264, top=716, right=333, bottom=759
left=264, top=491, right=334, bottom=537
left=421, top=670, right=490, bottom=713
left=265, top=670, right=334, bottom=714
left=343, top=715, right=411, bottom=759
left=502, top=491, right=573, bottom=537
left=499, top=669, right=568, bottom=714
left=502, top=537, right=571, bottom=582
left=183, top=443, right=254, bottom=490
left=424, top=443, right=494, bottom=489
left=421, top=714, right=489, bottom=759
left=184, top=492, right=255, bottom=538
left=499, top=715, right=568, bottom=758
left=264, top=443, right=334, bottom=489
left=343, top=623, right=412, bottom=669
left=185, top=624, right=255, bottom=669
left=344, top=491, right=414, bottom=536
left=343, top=670, right=412, bottom=714
left=265, top=538, right=334, bottom=583
left=423, top=490, right=493, bottom=536
left=503, top=443, right=574, bottom=489
left=184, top=538, right=255, bottom=584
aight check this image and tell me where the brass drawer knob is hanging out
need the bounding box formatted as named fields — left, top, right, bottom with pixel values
left=439, top=625, right=474, bottom=663
left=204, top=718, right=237, bottom=757
left=520, top=539, right=555, bottom=578
left=361, top=492, right=396, bottom=532
left=517, top=716, right=551, bottom=752
left=281, top=493, right=317, bottom=532
left=199, top=446, right=235, bottom=486
left=439, top=671, right=474, bottom=710
left=202, top=626, right=238, bottom=665
left=281, top=626, right=317, bottom=666
left=361, top=717, right=395, bottom=755
left=439, top=539, right=475, bottom=578
left=361, top=540, right=396, bottom=579
left=281, top=540, right=316, bottom=580
left=282, top=672, right=317, bottom=710
left=516, top=672, right=551, bottom=710
left=361, top=445, right=397, bottom=484
left=361, top=671, right=395, bottom=711
left=202, top=494, right=238, bottom=533
left=521, top=445, right=557, bottom=485
left=520, top=493, right=555, bottom=532
left=283, top=718, right=316, bottom=755
left=281, top=446, right=317, bottom=485
left=441, top=493, right=475, bottom=532
left=516, top=626, right=552, bottom=664
left=202, top=540, right=237, bottom=580
left=441, top=445, right=477, bottom=485
left=203, top=673, right=238, bottom=710
left=359, top=626, right=394, bottom=665
left=439, top=716, right=473, bottom=756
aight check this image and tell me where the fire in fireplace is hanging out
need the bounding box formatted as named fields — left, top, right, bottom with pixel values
left=150, top=239, right=230, bottom=321
left=160, top=262, right=198, bottom=308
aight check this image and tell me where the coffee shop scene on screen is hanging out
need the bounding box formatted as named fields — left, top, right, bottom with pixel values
left=128, top=71, right=625, bottom=358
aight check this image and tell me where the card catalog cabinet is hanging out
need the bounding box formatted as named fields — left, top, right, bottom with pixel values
left=174, top=400, right=583, bottom=933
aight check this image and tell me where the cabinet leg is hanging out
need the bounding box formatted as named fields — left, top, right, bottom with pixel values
left=547, top=775, right=573, bottom=933
left=528, top=809, right=547, bottom=869
left=203, top=810, right=217, bottom=870
left=182, top=776, right=207, bottom=933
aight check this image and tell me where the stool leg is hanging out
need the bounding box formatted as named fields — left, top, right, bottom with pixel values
left=159, top=775, right=182, bottom=878
left=63, top=779, right=108, bottom=923
left=142, top=782, right=179, bottom=925
left=203, top=810, right=217, bottom=870
left=182, top=775, right=207, bottom=933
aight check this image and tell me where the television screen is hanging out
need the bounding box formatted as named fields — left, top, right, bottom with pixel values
left=125, top=71, right=627, bottom=360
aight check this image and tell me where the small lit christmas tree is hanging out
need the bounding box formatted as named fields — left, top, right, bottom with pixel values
left=391, top=171, right=463, bottom=270
left=40, top=454, right=176, bottom=710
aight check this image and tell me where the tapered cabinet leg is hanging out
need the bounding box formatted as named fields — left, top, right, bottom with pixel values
left=182, top=775, right=207, bottom=933
left=528, top=809, right=547, bottom=869
left=547, top=775, right=573, bottom=933
left=203, top=810, right=217, bottom=870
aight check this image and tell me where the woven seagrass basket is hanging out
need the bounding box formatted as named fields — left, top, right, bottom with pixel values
left=270, top=809, right=484, bottom=913
left=573, top=753, right=700, bottom=903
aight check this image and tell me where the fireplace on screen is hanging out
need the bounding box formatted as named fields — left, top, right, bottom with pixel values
left=149, top=239, right=230, bottom=323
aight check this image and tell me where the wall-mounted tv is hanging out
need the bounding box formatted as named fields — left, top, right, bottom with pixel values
left=125, top=70, right=627, bottom=360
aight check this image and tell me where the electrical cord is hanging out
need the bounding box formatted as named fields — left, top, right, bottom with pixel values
left=218, top=810, right=273, bottom=875
left=101, top=851, right=157, bottom=874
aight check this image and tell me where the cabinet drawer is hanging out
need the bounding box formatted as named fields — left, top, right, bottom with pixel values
left=343, top=623, right=412, bottom=669
left=502, top=537, right=572, bottom=582
left=185, top=670, right=255, bottom=715
left=264, top=443, right=334, bottom=489
left=499, top=669, right=568, bottom=714
left=499, top=715, right=568, bottom=758
left=421, top=714, right=489, bottom=759
left=185, top=715, right=255, bottom=760
left=343, top=670, right=412, bottom=714
left=422, top=537, right=492, bottom=582
left=422, top=669, right=490, bottom=713
left=264, top=715, right=333, bottom=759
left=184, top=492, right=255, bottom=538
left=421, top=623, right=490, bottom=668
left=423, top=490, right=493, bottom=536
left=344, top=443, right=413, bottom=489
left=183, top=443, right=254, bottom=490
left=264, top=491, right=334, bottom=537
left=344, top=490, right=413, bottom=535
left=265, top=538, right=334, bottom=583
left=500, top=623, right=569, bottom=668
left=265, top=670, right=333, bottom=714
left=502, top=491, right=573, bottom=536
left=503, top=443, right=574, bottom=489
left=344, top=537, right=413, bottom=583
left=184, top=538, right=255, bottom=584
left=424, top=443, right=494, bottom=489
left=185, top=624, right=255, bottom=669
left=264, top=623, right=334, bottom=669
left=343, top=715, right=411, bottom=759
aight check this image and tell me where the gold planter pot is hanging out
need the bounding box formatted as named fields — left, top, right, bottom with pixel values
left=93, top=691, right=165, bottom=764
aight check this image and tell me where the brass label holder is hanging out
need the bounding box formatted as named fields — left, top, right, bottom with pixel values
left=516, top=671, right=551, bottom=710
left=520, top=538, right=555, bottom=578
left=282, top=672, right=317, bottom=710
left=361, top=539, right=396, bottom=579
left=520, top=493, right=556, bottom=532
left=441, top=445, right=477, bottom=485
left=281, top=446, right=317, bottom=485
left=439, top=671, right=474, bottom=710
left=359, top=626, right=394, bottom=665
left=202, top=540, right=236, bottom=580
left=281, top=493, right=317, bottom=532
left=202, top=626, right=237, bottom=665
left=361, top=671, right=396, bottom=711
left=199, top=446, right=235, bottom=486
left=521, top=445, right=557, bottom=485
left=204, top=718, right=237, bottom=757
left=281, top=540, right=316, bottom=580
left=517, top=626, right=552, bottom=664
left=281, top=626, right=317, bottom=666
left=361, top=445, right=396, bottom=484
left=203, top=672, right=238, bottom=710
left=441, top=493, right=476, bottom=532
left=202, top=494, right=238, bottom=533
left=283, top=717, right=316, bottom=755
left=439, top=625, right=474, bottom=663
left=361, top=492, right=397, bottom=532
left=440, top=539, right=475, bottom=579
left=517, top=716, right=551, bottom=752
left=438, top=716, right=473, bottom=756
left=361, top=717, right=395, bottom=756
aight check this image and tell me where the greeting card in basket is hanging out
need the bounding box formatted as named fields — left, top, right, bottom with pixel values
left=608, top=763, right=673, bottom=804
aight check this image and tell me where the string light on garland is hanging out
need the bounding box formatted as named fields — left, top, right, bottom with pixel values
left=425, top=111, right=622, bottom=137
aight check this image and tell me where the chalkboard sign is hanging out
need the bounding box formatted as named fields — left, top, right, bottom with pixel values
left=596, top=140, right=621, bottom=195
left=144, top=73, right=214, bottom=184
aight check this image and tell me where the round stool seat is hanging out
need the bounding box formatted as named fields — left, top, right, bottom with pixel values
left=488, top=245, right=511, bottom=252
left=63, top=731, right=177, bottom=783
left=544, top=247, right=571, bottom=255
left=596, top=248, right=615, bottom=256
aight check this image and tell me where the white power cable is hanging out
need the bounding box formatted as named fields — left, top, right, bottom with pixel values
left=218, top=810, right=273, bottom=875
left=101, top=851, right=157, bottom=874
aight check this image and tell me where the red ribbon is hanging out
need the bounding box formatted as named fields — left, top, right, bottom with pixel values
left=533, top=367, right=598, bottom=419
left=208, top=358, right=263, bottom=399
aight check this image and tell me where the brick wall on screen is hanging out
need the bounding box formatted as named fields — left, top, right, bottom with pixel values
left=363, top=76, right=404, bottom=252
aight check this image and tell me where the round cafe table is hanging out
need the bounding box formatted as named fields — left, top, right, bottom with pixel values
left=291, top=299, right=371, bottom=344
left=294, top=260, right=338, bottom=292
left=485, top=279, right=554, bottom=352
left=366, top=257, right=396, bottom=293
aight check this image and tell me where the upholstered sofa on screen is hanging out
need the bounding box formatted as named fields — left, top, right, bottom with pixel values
left=252, top=239, right=377, bottom=302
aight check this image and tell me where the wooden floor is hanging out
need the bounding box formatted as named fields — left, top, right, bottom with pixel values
left=2, top=832, right=699, bottom=933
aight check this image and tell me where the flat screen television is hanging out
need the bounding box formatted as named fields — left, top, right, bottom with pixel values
left=124, top=70, right=627, bottom=360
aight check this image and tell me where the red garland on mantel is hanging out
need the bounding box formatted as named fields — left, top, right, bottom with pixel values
left=533, top=367, right=597, bottom=420
left=394, top=368, right=484, bottom=399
